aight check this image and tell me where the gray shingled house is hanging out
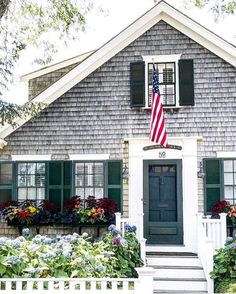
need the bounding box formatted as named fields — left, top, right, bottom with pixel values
left=0, top=1, right=235, bottom=292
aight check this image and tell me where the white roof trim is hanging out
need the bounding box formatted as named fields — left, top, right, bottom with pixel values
left=0, top=0, right=235, bottom=141
left=69, top=154, right=110, bottom=160
left=11, top=154, right=52, bottom=161
left=21, top=49, right=96, bottom=81
left=0, top=139, right=7, bottom=149
left=216, top=152, right=236, bottom=158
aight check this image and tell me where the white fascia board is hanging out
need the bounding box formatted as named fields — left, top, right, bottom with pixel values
left=216, top=152, right=236, bottom=158
left=0, top=139, right=7, bottom=149
left=11, top=155, right=52, bottom=161
left=69, top=154, right=110, bottom=161
left=161, top=5, right=236, bottom=66
left=21, top=50, right=96, bottom=82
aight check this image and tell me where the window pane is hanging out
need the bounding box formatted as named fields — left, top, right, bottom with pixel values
left=37, top=163, right=45, bottom=174
left=28, top=188, right=36, bottom=199
left=163, top=68, right=174, bottom=83
left=94, top=174, right=104, bottom=186
left=75, top=175, right=84, bottom=187
left=225, top=186, right=233, bottom=200
left=28, top=163, right=36, bottom=175
left=85, top=174, right=93, bottom=186
left=95, top=188, right=103, bottom=199
left=26, top=174, right=35, bottom=186
left=224, top=173, right=233, bottom=185
left=18, top=188, right=27, bottom=199
left=85, top=188, right=94, bottom=198
left=37, top=188, right=45, bottom=199
left=76, top=163, right=84, bottom=174
left=18, top=175, right=26, bottom=187
left=94, top=163, right=103, bottom=174
left=224, top=160, right=233, bottom=172
left=18, top=163, right=27, bottom=174
left=85, top=163, right=93, bottom=174
left=35, top=175, right=45, bottom=187
left=75, top=188, right=84, bottom=198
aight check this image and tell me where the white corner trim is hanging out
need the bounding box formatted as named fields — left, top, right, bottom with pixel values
left=216, top=152, right=236, bottom=158
left=69, top=154, right=110, bottom=161
left=0, top=139, right=7, bottom=149
left=11, top=155, right=52, bottom=161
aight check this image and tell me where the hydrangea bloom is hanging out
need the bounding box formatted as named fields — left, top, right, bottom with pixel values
left=7, top=256, right=21, bottom=265
left=112, top=236, right=122, bottom=245
left=22, top=228, right=30, bottom=236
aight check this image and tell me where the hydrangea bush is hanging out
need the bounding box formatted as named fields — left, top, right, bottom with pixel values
left=0, top=225, right=143, bottom=278
left=211, top=237, right=236, bottom=293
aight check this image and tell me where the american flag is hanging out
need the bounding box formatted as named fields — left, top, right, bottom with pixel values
left=150, top=64, right=167, bottom=147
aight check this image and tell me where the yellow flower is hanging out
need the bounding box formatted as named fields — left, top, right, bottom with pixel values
left=87, top=212, right=92, bottom=216
left=28, top=206, right=36, bottom=214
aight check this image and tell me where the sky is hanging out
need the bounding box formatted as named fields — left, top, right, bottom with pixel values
left=4, top=0, right=236, bottom=104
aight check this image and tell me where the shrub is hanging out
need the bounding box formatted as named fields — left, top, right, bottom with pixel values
left=211, top=238, right=236, bottom=292
left=0, top=225, right=143, bottom=279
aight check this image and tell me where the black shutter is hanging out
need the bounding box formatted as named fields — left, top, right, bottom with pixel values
left=130, top=62, right=145, bottom=107
left=204, top=159, right=222, bottom=213
left=179, top=59, right=194, bottom=106
left=107, top=161, right=122, bottom=211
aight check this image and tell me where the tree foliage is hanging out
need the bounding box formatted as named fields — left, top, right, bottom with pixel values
left=0, top=0, right=95, bottom=127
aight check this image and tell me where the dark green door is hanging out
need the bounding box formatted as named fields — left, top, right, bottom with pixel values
left=143, top=160, right=183, bottom=244
left=47, top=161, right=72, bottom=210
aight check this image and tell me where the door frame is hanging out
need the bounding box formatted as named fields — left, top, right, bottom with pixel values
left=143, top=159, right=183, bottom=245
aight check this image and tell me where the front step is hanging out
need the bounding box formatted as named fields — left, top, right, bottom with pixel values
left=146, top=252, right=208, bottom=293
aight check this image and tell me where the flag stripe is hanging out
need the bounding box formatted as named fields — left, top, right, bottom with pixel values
left=150, top=65, right=167, bottom=147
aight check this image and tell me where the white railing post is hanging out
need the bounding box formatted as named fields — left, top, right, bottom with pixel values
left=115, top=212, right=121, bottom=231
left=219, top=212, right=227, bottom=248
left=139, top=238, right=146, bottom=265
left=135, top=267, right=156, bottom=294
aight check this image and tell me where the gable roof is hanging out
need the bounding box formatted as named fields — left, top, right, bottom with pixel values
left=0, top=0, right=235, bottom=147
left=21, top=49, right=96, bottom=81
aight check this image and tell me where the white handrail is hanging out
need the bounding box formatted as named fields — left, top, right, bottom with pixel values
left=197, top=213, right=214, bottom=294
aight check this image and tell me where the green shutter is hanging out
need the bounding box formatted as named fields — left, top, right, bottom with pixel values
left=130, top=62, right=145, bottom=107
left=47, top=161, right=72, bottom=210
left=204, top=159, right=222, bottom=213
left=107, top=161, right=122, bottom=211
left=0, top=162, right=13, bottom=203
left=179, top=59, right=194, bottom=106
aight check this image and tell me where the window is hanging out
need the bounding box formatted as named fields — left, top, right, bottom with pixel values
left=204, top=158, right=236, bottom=213
left=147, top=62, right=176, bottom=107
left=130, top=56, right=194, bottom=108
left=223, top=160, right=236, bottom=203
left=0, top=163, right=13, bottom=204
left=75, top=162, right=104, bottom=201
left=17, top=162, right=46, bottom=203
left=0, top=160, right=122, bottom=210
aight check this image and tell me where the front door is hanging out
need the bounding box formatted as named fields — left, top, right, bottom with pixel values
left=143, top=160, right=183, bottom=244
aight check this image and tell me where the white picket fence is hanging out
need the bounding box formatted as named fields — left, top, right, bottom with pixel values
left=0, top=267, right=156, bottom=294
left=197, top=212, right=227, bottom=294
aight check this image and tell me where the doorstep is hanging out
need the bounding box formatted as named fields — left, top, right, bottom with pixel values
left=145, top=245, right=197, bottom=253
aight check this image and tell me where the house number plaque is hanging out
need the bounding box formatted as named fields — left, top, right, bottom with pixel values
left=143, top=144, right=182, bottom=151
left=159, top=151, right=166, bottom=158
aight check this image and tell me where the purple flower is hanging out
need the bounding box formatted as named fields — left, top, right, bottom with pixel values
left=108, top=224, right=116, bottom=232
left=22, top=228, right=30, bottom=236
left=111, top=228, right=120, bottom=235
left=230, top=243, right=236, bottom=249
left=112, top=236, right=122, bottom=245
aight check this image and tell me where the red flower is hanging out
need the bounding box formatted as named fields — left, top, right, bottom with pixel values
left=212, top=200, right=230, bottom=214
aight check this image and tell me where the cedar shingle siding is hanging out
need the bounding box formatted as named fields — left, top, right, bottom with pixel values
left=1, top=20, right=236, bottom=212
